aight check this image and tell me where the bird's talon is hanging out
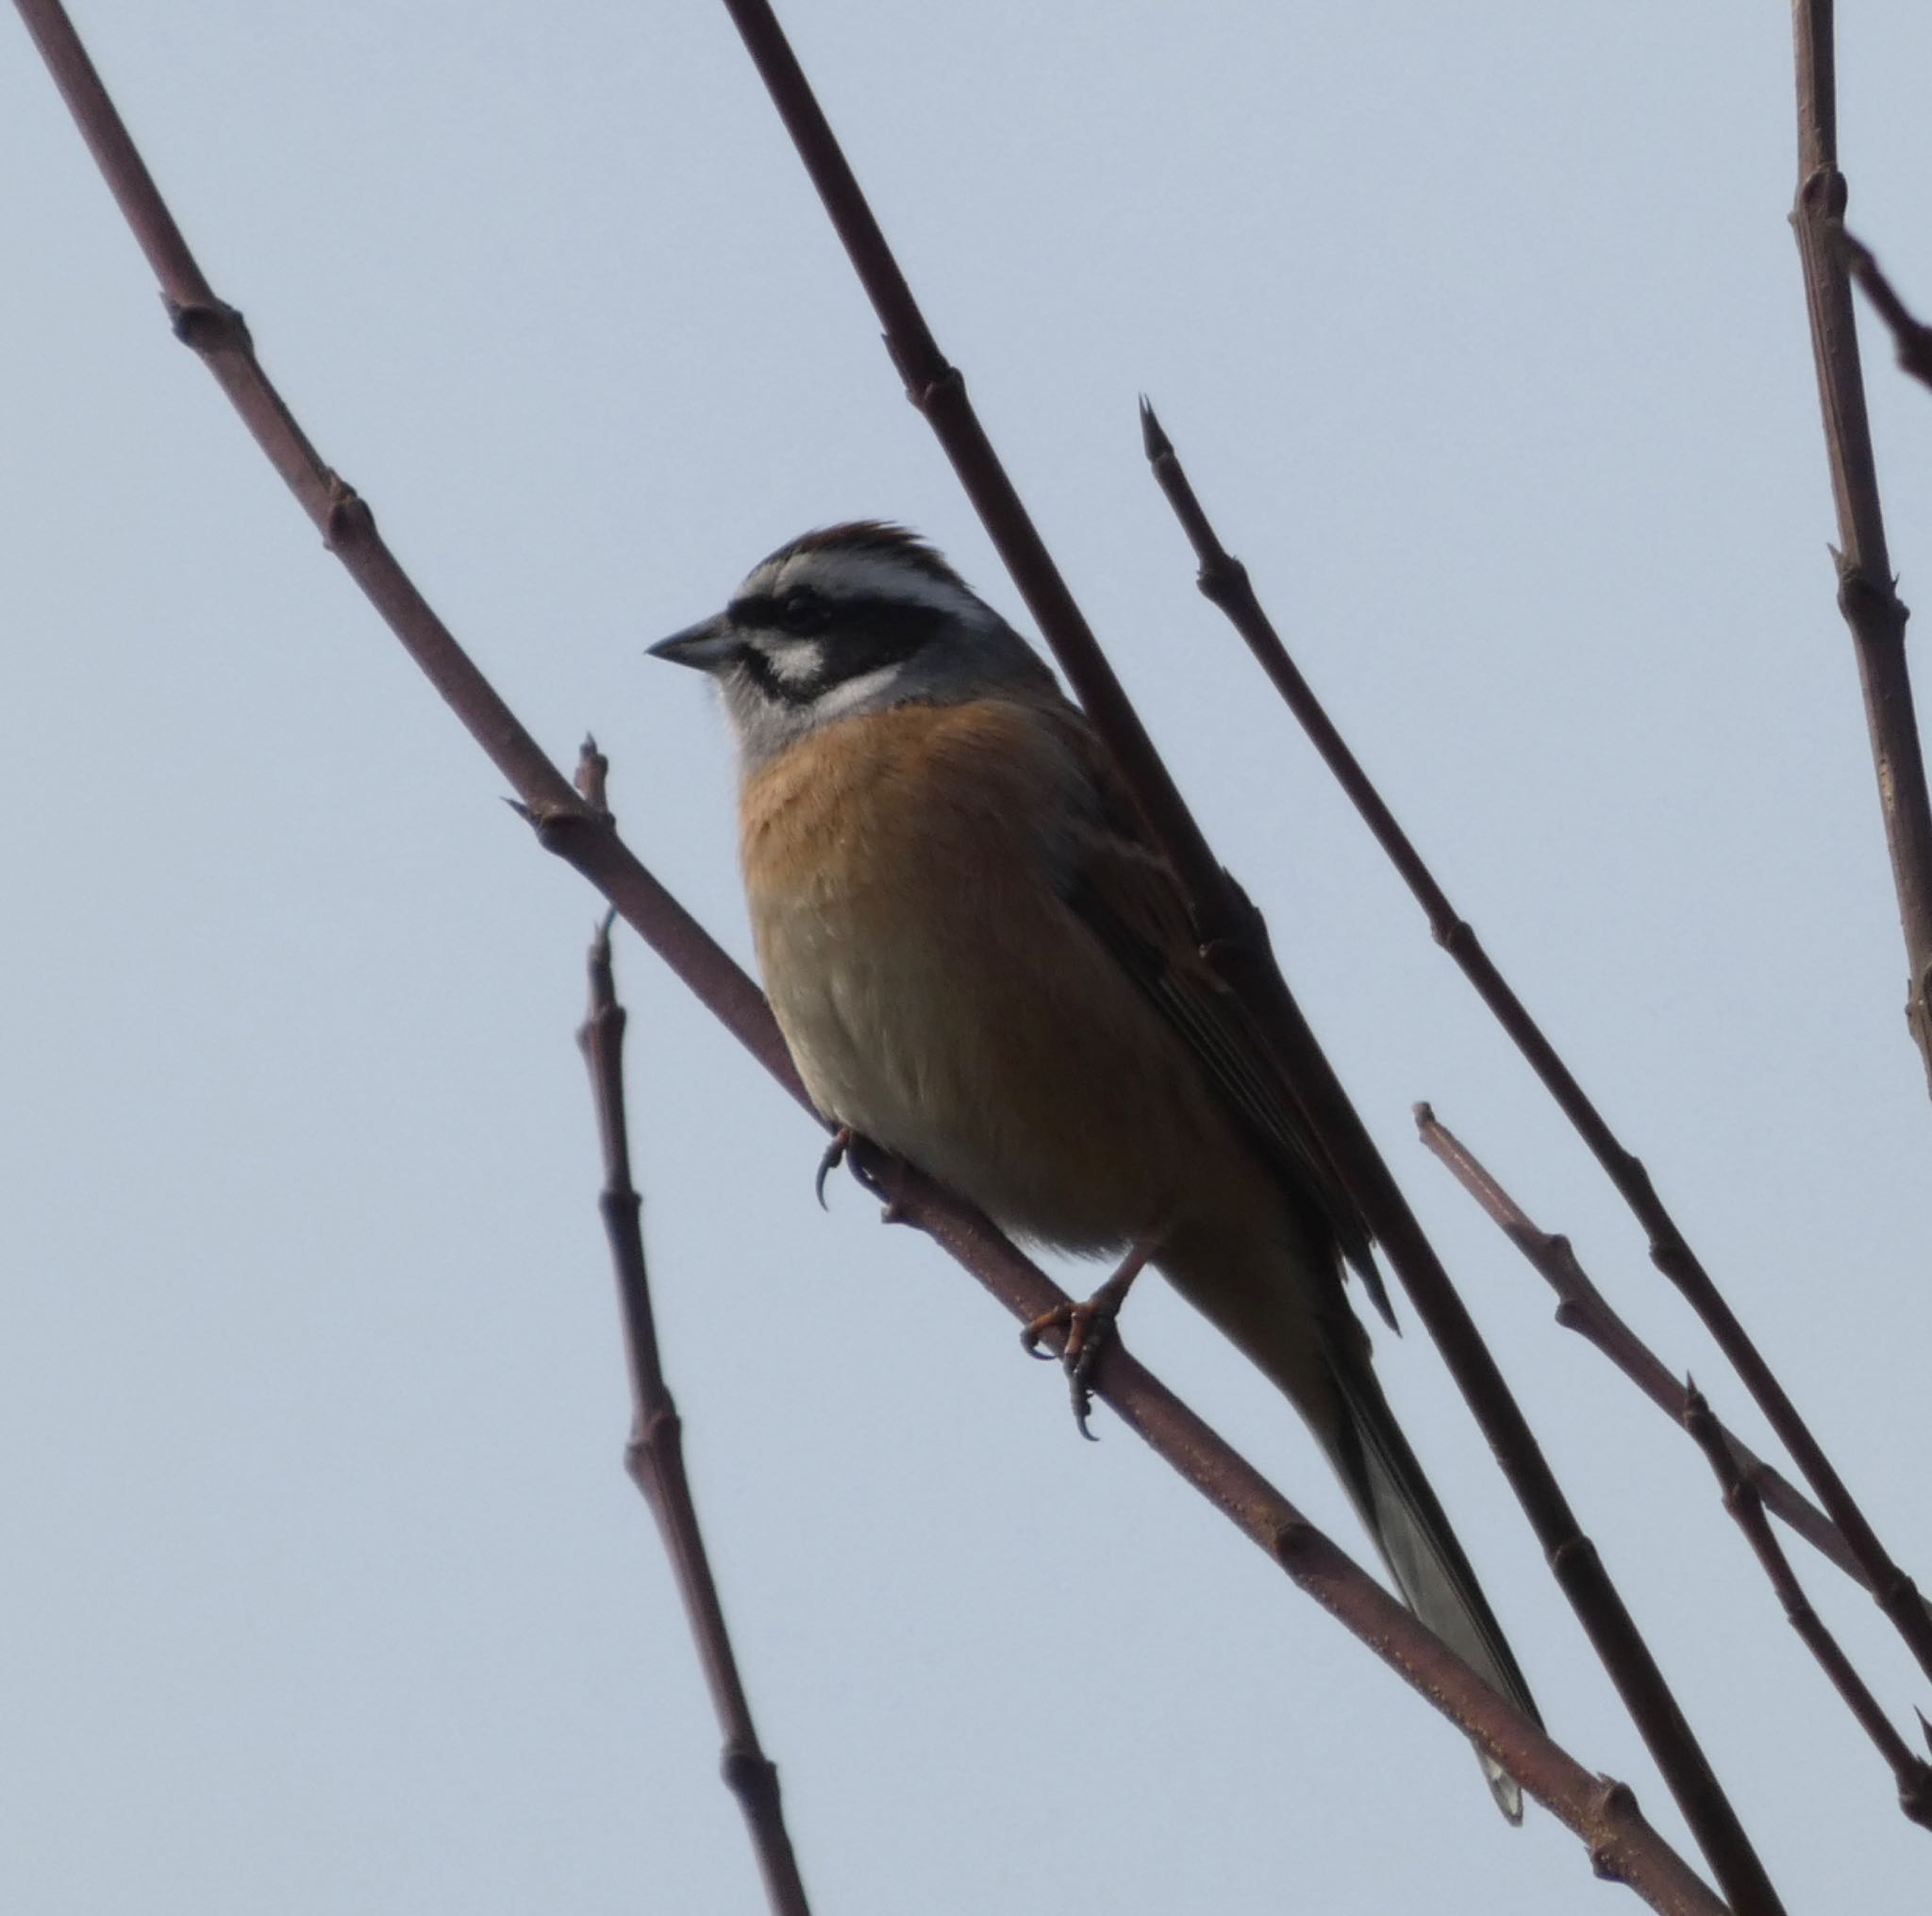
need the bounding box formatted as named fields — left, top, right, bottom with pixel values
left=814, top=1126, right=853, bottom=1209
left=1019, top=1237, right=1159, bottom=1439
left=1020, top=1301, right=1075, bottom=1358
left=1021, top=1291, right=1123, bottom=1438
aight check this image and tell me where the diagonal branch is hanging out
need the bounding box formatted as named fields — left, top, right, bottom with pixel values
left=1141, top=393, right=1932, bottom=1695
left=849, top=1146, right=1727, bottom=1916
left=11, top=1, right=1737, bottom=1905
left=1790, top=0, right=1932, bottom=1093
left=709, top=6, right=1780, bottom=1903
left=1682, top=1386, right=1932, bottom=1833
left=1415, top=1105, right=1872, bottom=1595
left=574, top=743, right=812, bottom=1916
left=1839, top=230, right=1932, bottom=395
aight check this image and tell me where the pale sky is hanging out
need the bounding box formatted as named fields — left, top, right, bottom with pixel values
left=6, top=4, right=1932, bottom=1912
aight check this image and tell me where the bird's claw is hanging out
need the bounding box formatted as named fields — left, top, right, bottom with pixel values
left=814, top=1126, right=854, bottom=1209
left=1020, top=1292, right=1121, bottom=1440
left=823, top=1131, right=909, bottom=1224
left=1018, top=1237, right=1159, bottom=1441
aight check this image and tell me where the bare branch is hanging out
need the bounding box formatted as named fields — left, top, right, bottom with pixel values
left=575, top=744, right=812, bottom=1916
left=1839, top=229, right=1932, bottom=394
left=844, top=1144, right=1726, bottom=1916
left=10, top=2, right=1745, bottom=1904
left=1141, top=392, right=1932, bottom=1693
left=707, top=6, right=1781, bottom=1902
left=1790, top=0, right=1932, bottom=1091
left=1681, top=1386, right=1932, bottom=1832
left=1414, top=1105, right=1873, bottom=1593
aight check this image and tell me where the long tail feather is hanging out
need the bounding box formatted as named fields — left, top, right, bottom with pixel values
left=1324, top=1348, right=1540, bottom=1821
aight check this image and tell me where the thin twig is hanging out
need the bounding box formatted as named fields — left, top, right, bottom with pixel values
left=1141, top=393, right=1932, bottom=1695
left=708, top=6, right=1782, bottom=1905
left=10, top=4, right=1740, bottom=1905
left=846, top=1144, right=1726, bottom=1916
left=1414, top=1105, right=1870, bottom=1592
left=1839, top=229, right=1932, bottom=394
left=573, top=742, right=812, bottom=1915
left=8, top=0, right=802, bottom=1112
left=1681, top=1386, right=1932, bottom=1833
left=1790, top=0, right=1932, bottom=1092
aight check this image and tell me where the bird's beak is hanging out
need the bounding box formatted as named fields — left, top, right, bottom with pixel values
left=648, top=615, right=736, bottom=673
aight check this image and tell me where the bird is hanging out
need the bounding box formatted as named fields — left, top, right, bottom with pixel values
left=650, top=519, right=1538, bottom=1817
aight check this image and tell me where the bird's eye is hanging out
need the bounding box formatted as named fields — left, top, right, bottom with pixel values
left=778, top=591, right=830, bottom=636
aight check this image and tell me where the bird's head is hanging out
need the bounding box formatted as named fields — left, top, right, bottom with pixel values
left=650, top=522, right=1054, bottom=767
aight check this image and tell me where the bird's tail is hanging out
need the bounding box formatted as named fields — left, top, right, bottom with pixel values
left=1322, top=1342, right=1540, bottom=1821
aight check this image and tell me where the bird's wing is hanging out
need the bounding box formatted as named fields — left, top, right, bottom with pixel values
left=1037, top=701, right=1396, bottom=1330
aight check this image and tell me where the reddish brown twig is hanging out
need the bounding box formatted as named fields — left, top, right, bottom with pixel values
left=709, top=7, right=1781, bottom=1905
left=1681, top=1386, right=1932, bottom=1832
left=574, top=743, right=812, bottom=1915
left=1141, top=392, right=1932, bottom=1700
left=1414, top=1106, right=1870, bottom=1591
left=12, top=4, right=1740, bottom=1905
left=8, top=0, right=801, bottom=1112
left=848, top=1143, right=1725, bottom=1916
left=1839, top=229, right=1932, bottom=394
left=1790, top=2, right=1932, bottom=1093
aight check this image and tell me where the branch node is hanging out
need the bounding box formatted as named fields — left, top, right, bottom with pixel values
left=1547, top=1534, right=1600, bottom=1583
left=1836, top=561, right=1907, bottom=636
left=163, top=292, right=249, bottom=353
left=625, top=1403, right=683, bottom=1500
left=523, top=794, right=612, bottom=858
left=1796, top=162, right=1848, bottom=225
left=1587, top=1775, right=1641, bottom=1880
left=720, top=1738, right=779, bottom=1799
left=1194, top=553, right=1251, bottom=609
left=321, top=474, right=375, bottom=552
left=902, top=357, right=965, bottom=419
left=1876, top=1570, right=1926, bottom=1626
left=598, top=1185, right=641, bottom=1228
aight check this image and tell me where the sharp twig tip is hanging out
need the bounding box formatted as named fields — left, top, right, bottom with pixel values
left=1139, top=396, right=1172, bottom=460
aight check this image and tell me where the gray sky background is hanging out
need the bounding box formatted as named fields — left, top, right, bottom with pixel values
left=6, top=3, right=1932, bottom=1911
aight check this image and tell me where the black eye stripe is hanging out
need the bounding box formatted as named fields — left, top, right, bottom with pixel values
left=728, top=596, right=948, bottom=705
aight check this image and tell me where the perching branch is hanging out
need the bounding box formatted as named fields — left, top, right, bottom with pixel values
left=711, top=5, right=1780, bottom=1905
left=845, top=1143, right=1729, bottom=1916
left=1414, top=1105, right=1874, bottom=1596
left=1141, top=392, right=1932, bottom=1695
left=12, top=5, right=1739, bottom=1906
left=1839, top=230, right=1932, bottom=395
left=1682, top=1386, right=1932, bottom=1833
left=1790, top=0, right=1932, bottom=1094
left=574, top=742, right=812, bottom=1916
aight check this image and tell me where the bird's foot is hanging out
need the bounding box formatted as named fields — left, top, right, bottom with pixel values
left=814, top=1126, right=854, bottom=1209
left=1021, top=1238, right=1158, bottom=1441
left=831, top=1131, right=911, bottom=1224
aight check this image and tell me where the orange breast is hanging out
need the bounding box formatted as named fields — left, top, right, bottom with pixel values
left=738, top=700, right=1253, bottom=1251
